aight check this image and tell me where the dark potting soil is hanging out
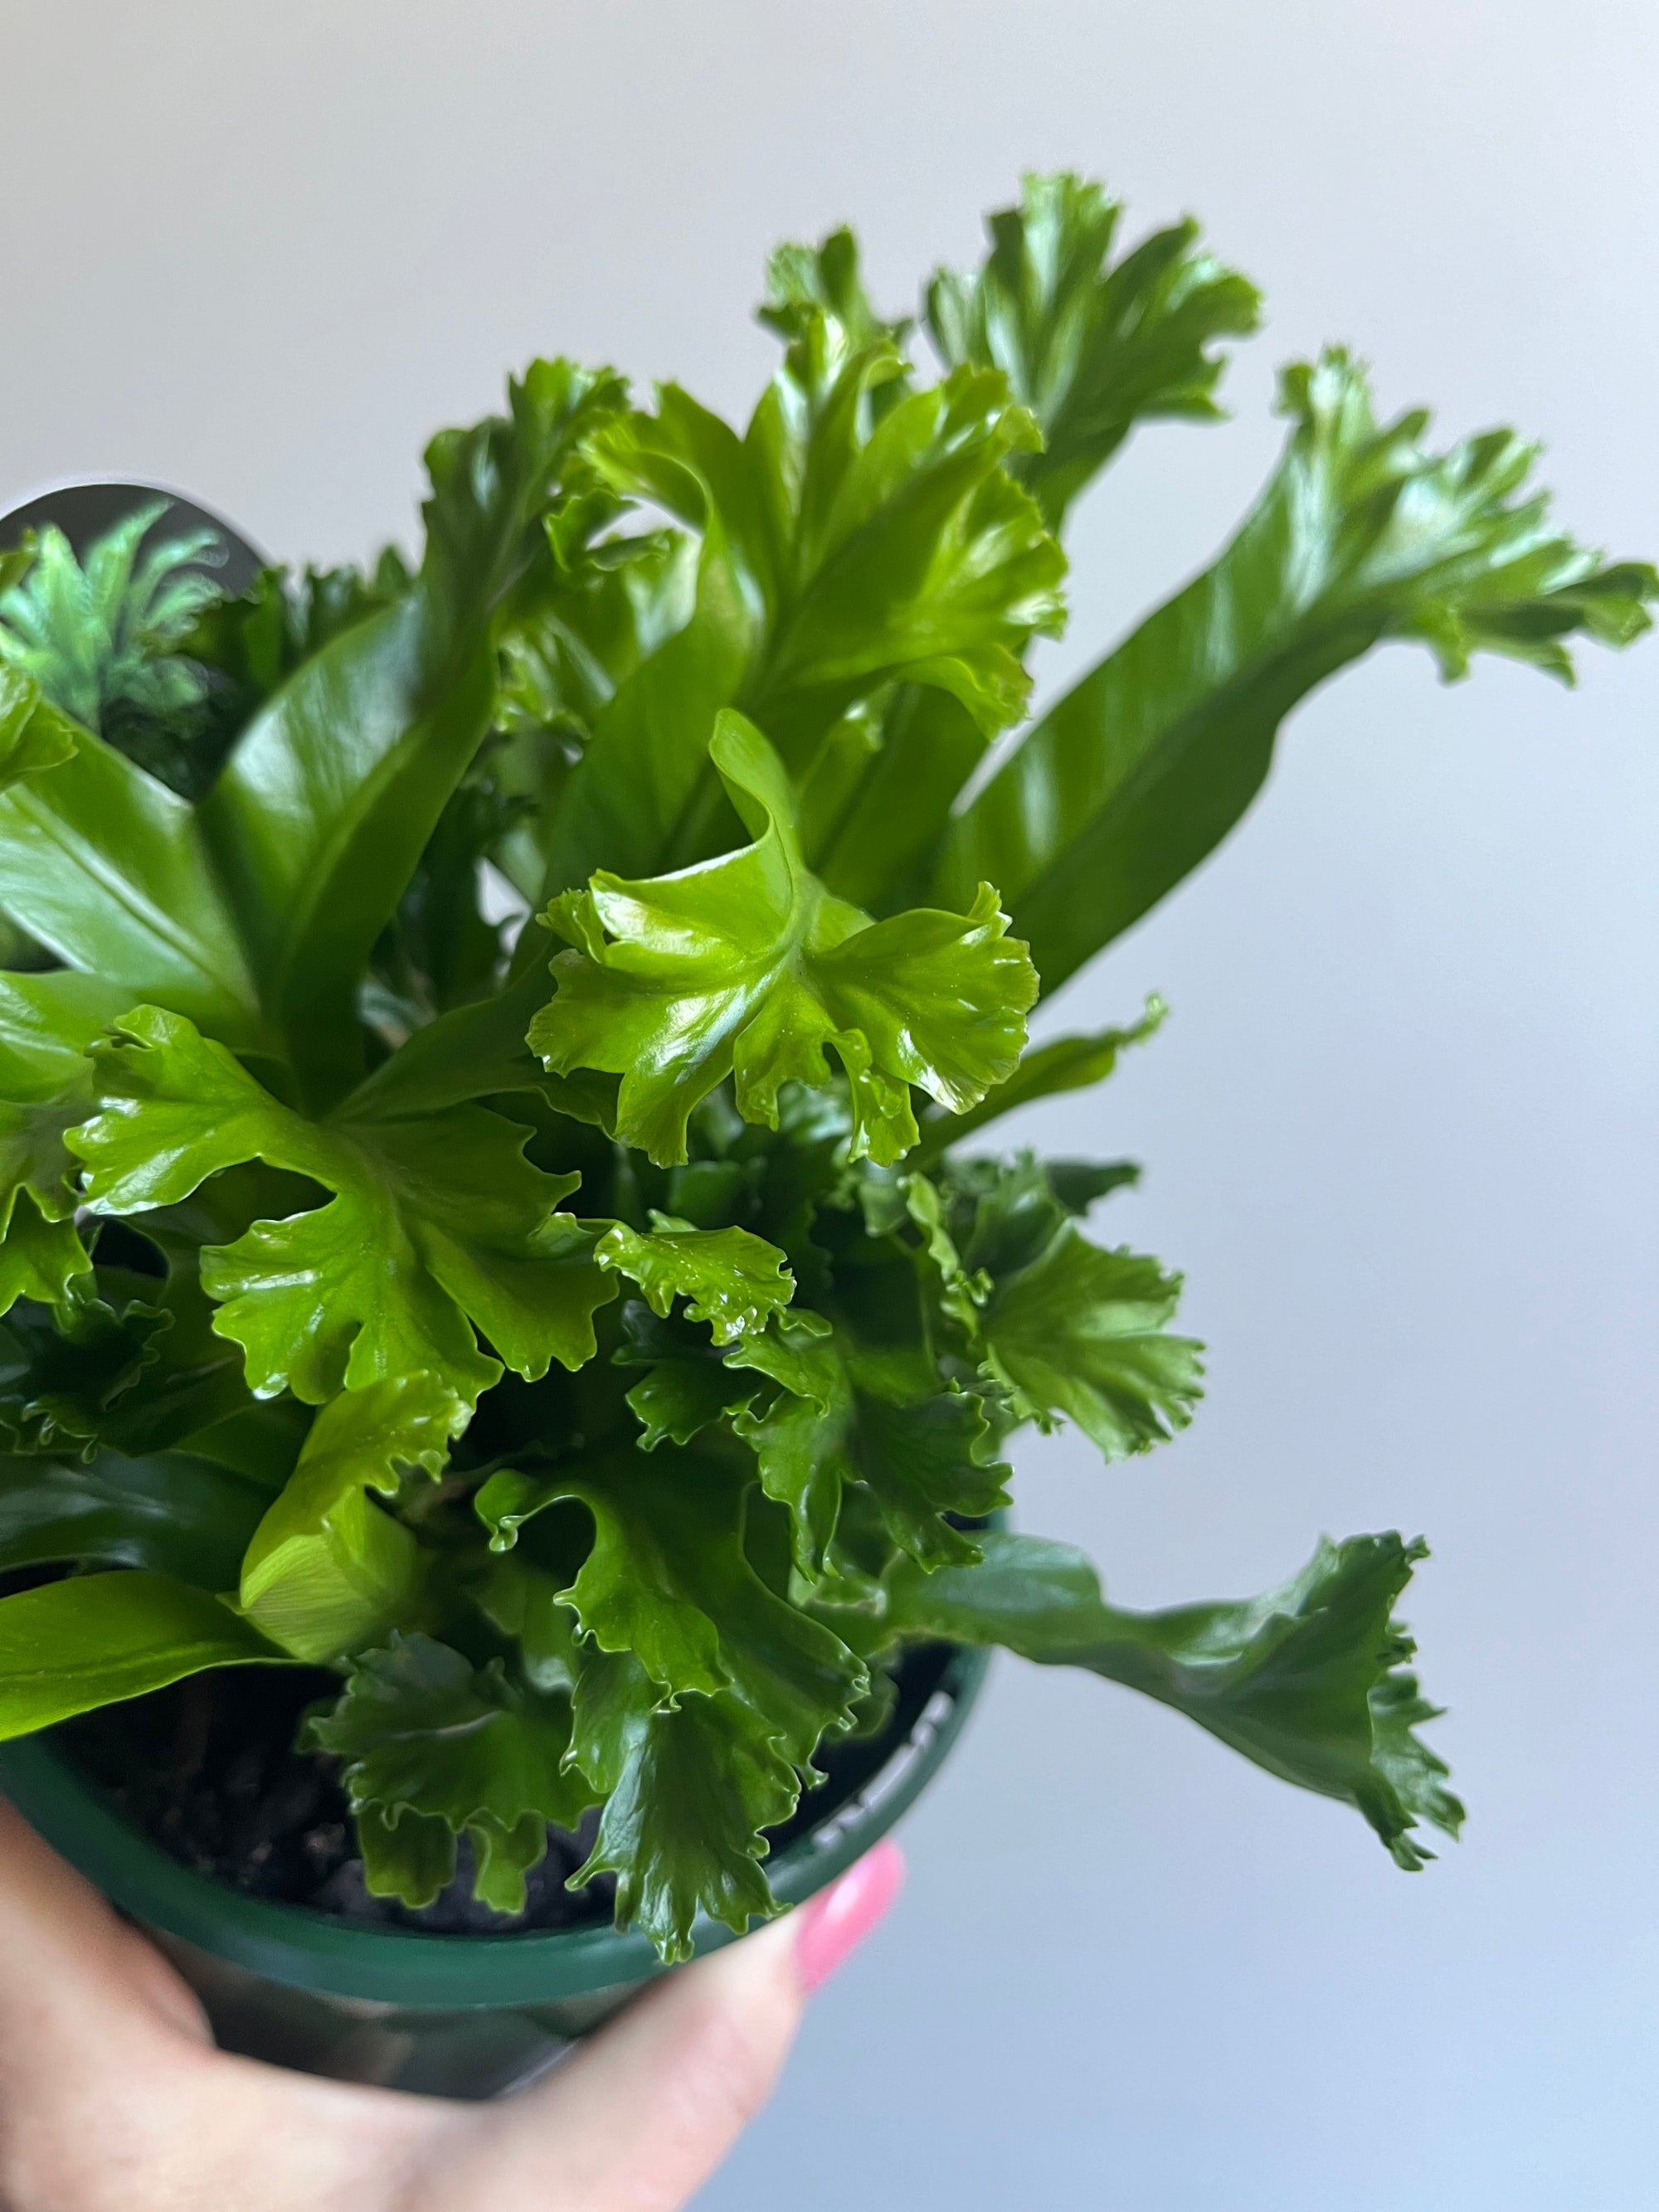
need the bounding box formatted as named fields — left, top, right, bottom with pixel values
left=51, top=1642, right=955, bottom=1937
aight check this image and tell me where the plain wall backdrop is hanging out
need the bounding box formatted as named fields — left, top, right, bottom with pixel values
left=3, top=4, right=1656, bottom=2205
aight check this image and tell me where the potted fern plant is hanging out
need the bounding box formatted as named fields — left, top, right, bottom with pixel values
left=1, top=173, right=1650, bottom=2098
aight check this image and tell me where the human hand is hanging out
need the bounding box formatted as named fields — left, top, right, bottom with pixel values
left=0, top=1799, right=901, bottom=2212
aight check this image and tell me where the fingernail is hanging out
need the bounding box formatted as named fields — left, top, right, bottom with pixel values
left=793, top=1840, right=904, bottom=1993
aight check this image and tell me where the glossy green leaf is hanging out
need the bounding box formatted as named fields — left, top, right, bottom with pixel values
left=595, top=1214, right=795, bottom=1344
left=476, top=1449, right=866, bottom=1765
left=199, top=361, right=626, bottom=1104
left=759, top=224, right=911, bottom=359
left=927, top=172, right=1261, bottom=527
left=0, top=1448, right=273, bottom=1586
left=884, top=1529, right=1462, bottom=1868
left=0, top=1568, right=290, bottom=1740
left=68, top=1006, right=615, bottom=1412
left=303, top=1631, right=594, bottom=1913
left=542, top=314, right=1063, bottom=894
left=0, top=718, right=264, bottom=1043
left=977, top=1224, right=1203, bottom=1456
left=0, top=664, right=77, bottom=791
left=237, top=1374, right=458, bottom=1662
left=730, top=1325, right=1010, bottom=1573
left=624, top=1355, right=759, bottom=1451
left=531, top=711, right=1035, bottom=1166
left=568, top=1650, right=798, bottom=1961
left=939, top=349, right=1659, bottom=992
left=809, top=685, right=987, bottom=916
left=490, top=489, right=696, bottom=852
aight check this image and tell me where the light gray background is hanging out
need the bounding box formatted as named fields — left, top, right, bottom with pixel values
left=4, top=4, right=1656, bottom=2205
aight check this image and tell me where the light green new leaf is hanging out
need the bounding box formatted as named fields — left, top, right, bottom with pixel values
left=542, top=311, right=1064, bottom=895
left=939, top=348, right=1659, bottom=992
left=596, top=1214, right=795, bottom=1344
left=476, top=1449, right=866, bottom=1765
left=884, top=1530, right=1462, bottom=1868
left=303, top=1632, right=594, bottom=1913
left=0, top=1568, right=291, bottom=1740
left=0, top=540, right=34, bottom=599
left=569, top=1650, right=798, bottom=1961
left=237, top=1374, right=459, bottom=1662
left=759, top=224, right=911, bottom=360
left=927, top=172, right=1262, bottom=527
left=0, top=664, right=77, bottom=790
left=67, top=1006, right=615, bottom=1411
left=531, top=712, right=1035, bottom=1166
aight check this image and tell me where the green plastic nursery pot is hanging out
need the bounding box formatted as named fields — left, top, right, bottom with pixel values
left=0, top=1643, right=987, bottom=2099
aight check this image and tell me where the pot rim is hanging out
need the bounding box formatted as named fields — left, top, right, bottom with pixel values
left=0, top=1643, right=989, bottom=2009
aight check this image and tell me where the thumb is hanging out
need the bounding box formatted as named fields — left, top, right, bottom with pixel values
left=422, top=1842, right=902, bottom=2212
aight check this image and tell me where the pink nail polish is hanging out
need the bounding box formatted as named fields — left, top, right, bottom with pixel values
left=794, top=1840, right=904, bottom=1992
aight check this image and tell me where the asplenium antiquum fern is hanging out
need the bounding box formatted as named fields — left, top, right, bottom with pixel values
left=1, top=174, right=1651, bottom=1961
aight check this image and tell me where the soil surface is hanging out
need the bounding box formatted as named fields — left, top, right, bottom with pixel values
left=53, top=1644, right=954, bottom=1937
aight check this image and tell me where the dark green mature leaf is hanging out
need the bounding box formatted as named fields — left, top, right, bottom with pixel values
left=476, top=1448, right=866, bottom=1764
left=569, top=1653, right=799, bottom=1961
left=303, top=1632, right=593, bottom=1913
left=927, top=171, right=1262, bottom=526
left=976, top=1220, right=1201, bottom=1457
left=75, top=1225, right=264, bottom=1461
left=938, top=348, right=1659, bottom=992
left=468, top=1553, right=585, bottom=1692
left=541, top=305, right=1064, bottom=893
left=198, top=360, right=626, bottom=1105
left=912, top=994, right=1165, bottom=1164
left=885, top=1529, right=1462, bottom=1868
left=0, top=1568, right=290, bottom=1739
left=532, top=711, right=1035, bottom=1166
left=237, top=1375, right=458, bottom=1662
left=625, top=1355, right=759, bottom=1452
left=67, top=1006, right=615, bottom=1412
left=897, top=1153, right=1202, bottom=1459
left=731, top=1323, right=1010, bottom=1573
left=0, top=1448, right=273, bottom=1587
left=0, top=1282, right=167, bottom=1456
